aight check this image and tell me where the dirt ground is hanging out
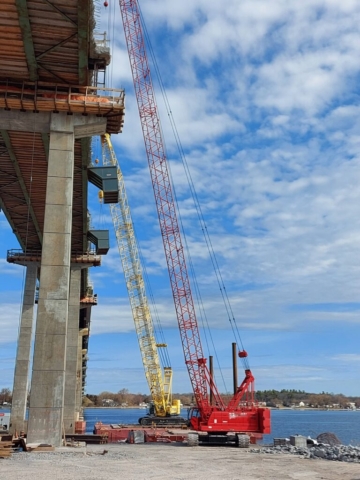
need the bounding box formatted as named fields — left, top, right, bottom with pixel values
left=1, top=443, right=360, bottom=480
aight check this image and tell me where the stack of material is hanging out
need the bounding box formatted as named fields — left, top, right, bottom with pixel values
left=65, top=434, right=108, bottom=444
left=26, top=444, right=54, bottom=452
left=0, top=440, right=13, bottom=458
left=273, top=438, right=288, bottom=446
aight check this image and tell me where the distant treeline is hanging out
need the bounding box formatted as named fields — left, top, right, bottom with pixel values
left=254, top=389, right=359, bottom=408
left=82, top=388, right=360, bottom=408
left=1, top=387, right=358, bottom=408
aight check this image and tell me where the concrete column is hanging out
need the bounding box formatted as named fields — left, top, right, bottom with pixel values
left=27, top=113, right=75, bottom=446
left=76, top=305, right=90, bottom=419
left=63, top=268, right=81, bottom=434
left=10, top=264, right=37, bottom=435
left=75, top=328, right=84, bottom=419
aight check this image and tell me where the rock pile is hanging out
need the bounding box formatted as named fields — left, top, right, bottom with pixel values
left=316, top=432, right=341, bottom=446
left=250, top=444, right=360, bottom=462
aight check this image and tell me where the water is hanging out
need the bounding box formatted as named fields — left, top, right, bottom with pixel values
left=84, top=407, right=360, bottom=445
left=84, top=407, right=156, bottom=432
left=262, top=409, right=360, bottom=446
left=3, top=406, right=359, bottom=445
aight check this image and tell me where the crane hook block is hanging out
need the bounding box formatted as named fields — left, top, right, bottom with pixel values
left=238, top=350, right=248, bottom=358
left=104, top=1, right=108, bottom=7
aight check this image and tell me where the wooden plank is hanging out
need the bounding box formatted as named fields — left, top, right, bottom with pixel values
left=29, top=445, right=55, bottom=452
left=0, top=26, right=23, bottom=33
left=30, top=0, right=77, bottom=27
left=0, top=12, right=19, bottom=19
left=0, top=56, right=26, bottom=62
left=29, top=16, right=77, bottom=29
left=0, top=5, right=18, bottom=11
left=0, top=451, right=12, bottom=458
left=0, top=19, right=23, bottom=27
left=0, top=39, right=26, bottom=47
left=28, top=0, right=77, bottom=8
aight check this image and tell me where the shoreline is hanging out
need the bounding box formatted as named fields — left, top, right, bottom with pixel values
left=82, top=406, right=359, bottom=411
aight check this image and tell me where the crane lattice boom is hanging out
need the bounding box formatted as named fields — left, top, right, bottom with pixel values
left=119, top=0, right=229, bottom=416
left=119, top=0, right=271, bottom=440
left=101, top=133, right=174, bottom=418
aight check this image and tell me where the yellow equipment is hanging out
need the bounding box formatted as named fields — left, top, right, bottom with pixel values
left=101, top=134, right=185, bottom=425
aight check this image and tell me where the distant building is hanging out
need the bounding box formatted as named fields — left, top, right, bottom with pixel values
left=102, top=398, right=117, bottom=407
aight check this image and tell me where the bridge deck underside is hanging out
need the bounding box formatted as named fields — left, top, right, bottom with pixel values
left=0, top=130, right=88, bottom=253
left=0, top=0, right=91, bottom=85
left=0, top=0, right=99, bottom=253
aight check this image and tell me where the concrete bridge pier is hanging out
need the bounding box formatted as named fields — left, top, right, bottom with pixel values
left=27, top=113, right=76, bottom=446
left=9, top=263, right=38, bottom=435
left=27, top=112, right=106, bottom=447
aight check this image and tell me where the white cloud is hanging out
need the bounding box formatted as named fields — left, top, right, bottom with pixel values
left=68, top=0, right=360, bottom=399
left=4, top=0, right=360, bottom=396
left=0, top=303, right=24, bottom=345
left=332, top=354, right=360, bottom=363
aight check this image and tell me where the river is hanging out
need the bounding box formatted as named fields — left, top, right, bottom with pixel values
left=2, top=407, right=359, bottom=445
left=83, top=407, right=360, bottom=445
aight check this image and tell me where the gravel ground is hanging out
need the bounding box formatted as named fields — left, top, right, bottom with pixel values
left=2, top=443, right=360, bottom=480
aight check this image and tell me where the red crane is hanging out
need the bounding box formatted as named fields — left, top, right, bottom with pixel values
left=119, top=0, right=270, bottom=446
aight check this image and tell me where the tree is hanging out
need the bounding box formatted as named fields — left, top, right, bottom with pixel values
left=82, top=396, right=94, bottom=407
left=0, top=388, right=11, bottom=404
left=117, top=388, right=130, bottom=405
left=86, top=394, right=98, bottom=405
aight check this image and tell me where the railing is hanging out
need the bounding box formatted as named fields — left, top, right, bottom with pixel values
left=0, top=80, right=125, bottom=115
left=7, top=249, right=102, bottom=264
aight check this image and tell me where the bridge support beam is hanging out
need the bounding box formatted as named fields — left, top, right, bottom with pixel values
left=9, top=263, right=38, bottom=435
left=27, top=113, right=76, bottom=446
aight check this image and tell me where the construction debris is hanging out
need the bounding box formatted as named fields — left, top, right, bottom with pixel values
left=250, top=442, right=360, bottom=463
left=26, top=444, right=55, bottom=453
left=65, top=434, right=108, bottom=445
left=0, top=434, right=25, bottom=458
left=64, top=439, right=87, bottom=448
left=0, top=440, right=13, bottom=458
left=316, top=432, right=342, bottom=446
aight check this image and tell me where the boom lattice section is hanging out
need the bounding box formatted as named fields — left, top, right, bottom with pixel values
left=101, top=133, right=172, bottom=416
left=119, top=0, right=226, bottom=415
left=118, top=0, right=271, bottom=440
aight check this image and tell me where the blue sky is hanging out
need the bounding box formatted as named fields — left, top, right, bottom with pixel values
left=1, top=0, right=360, bottom=397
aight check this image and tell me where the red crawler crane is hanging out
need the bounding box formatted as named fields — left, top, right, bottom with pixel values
left=119, top=0, right=270, bottom=446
